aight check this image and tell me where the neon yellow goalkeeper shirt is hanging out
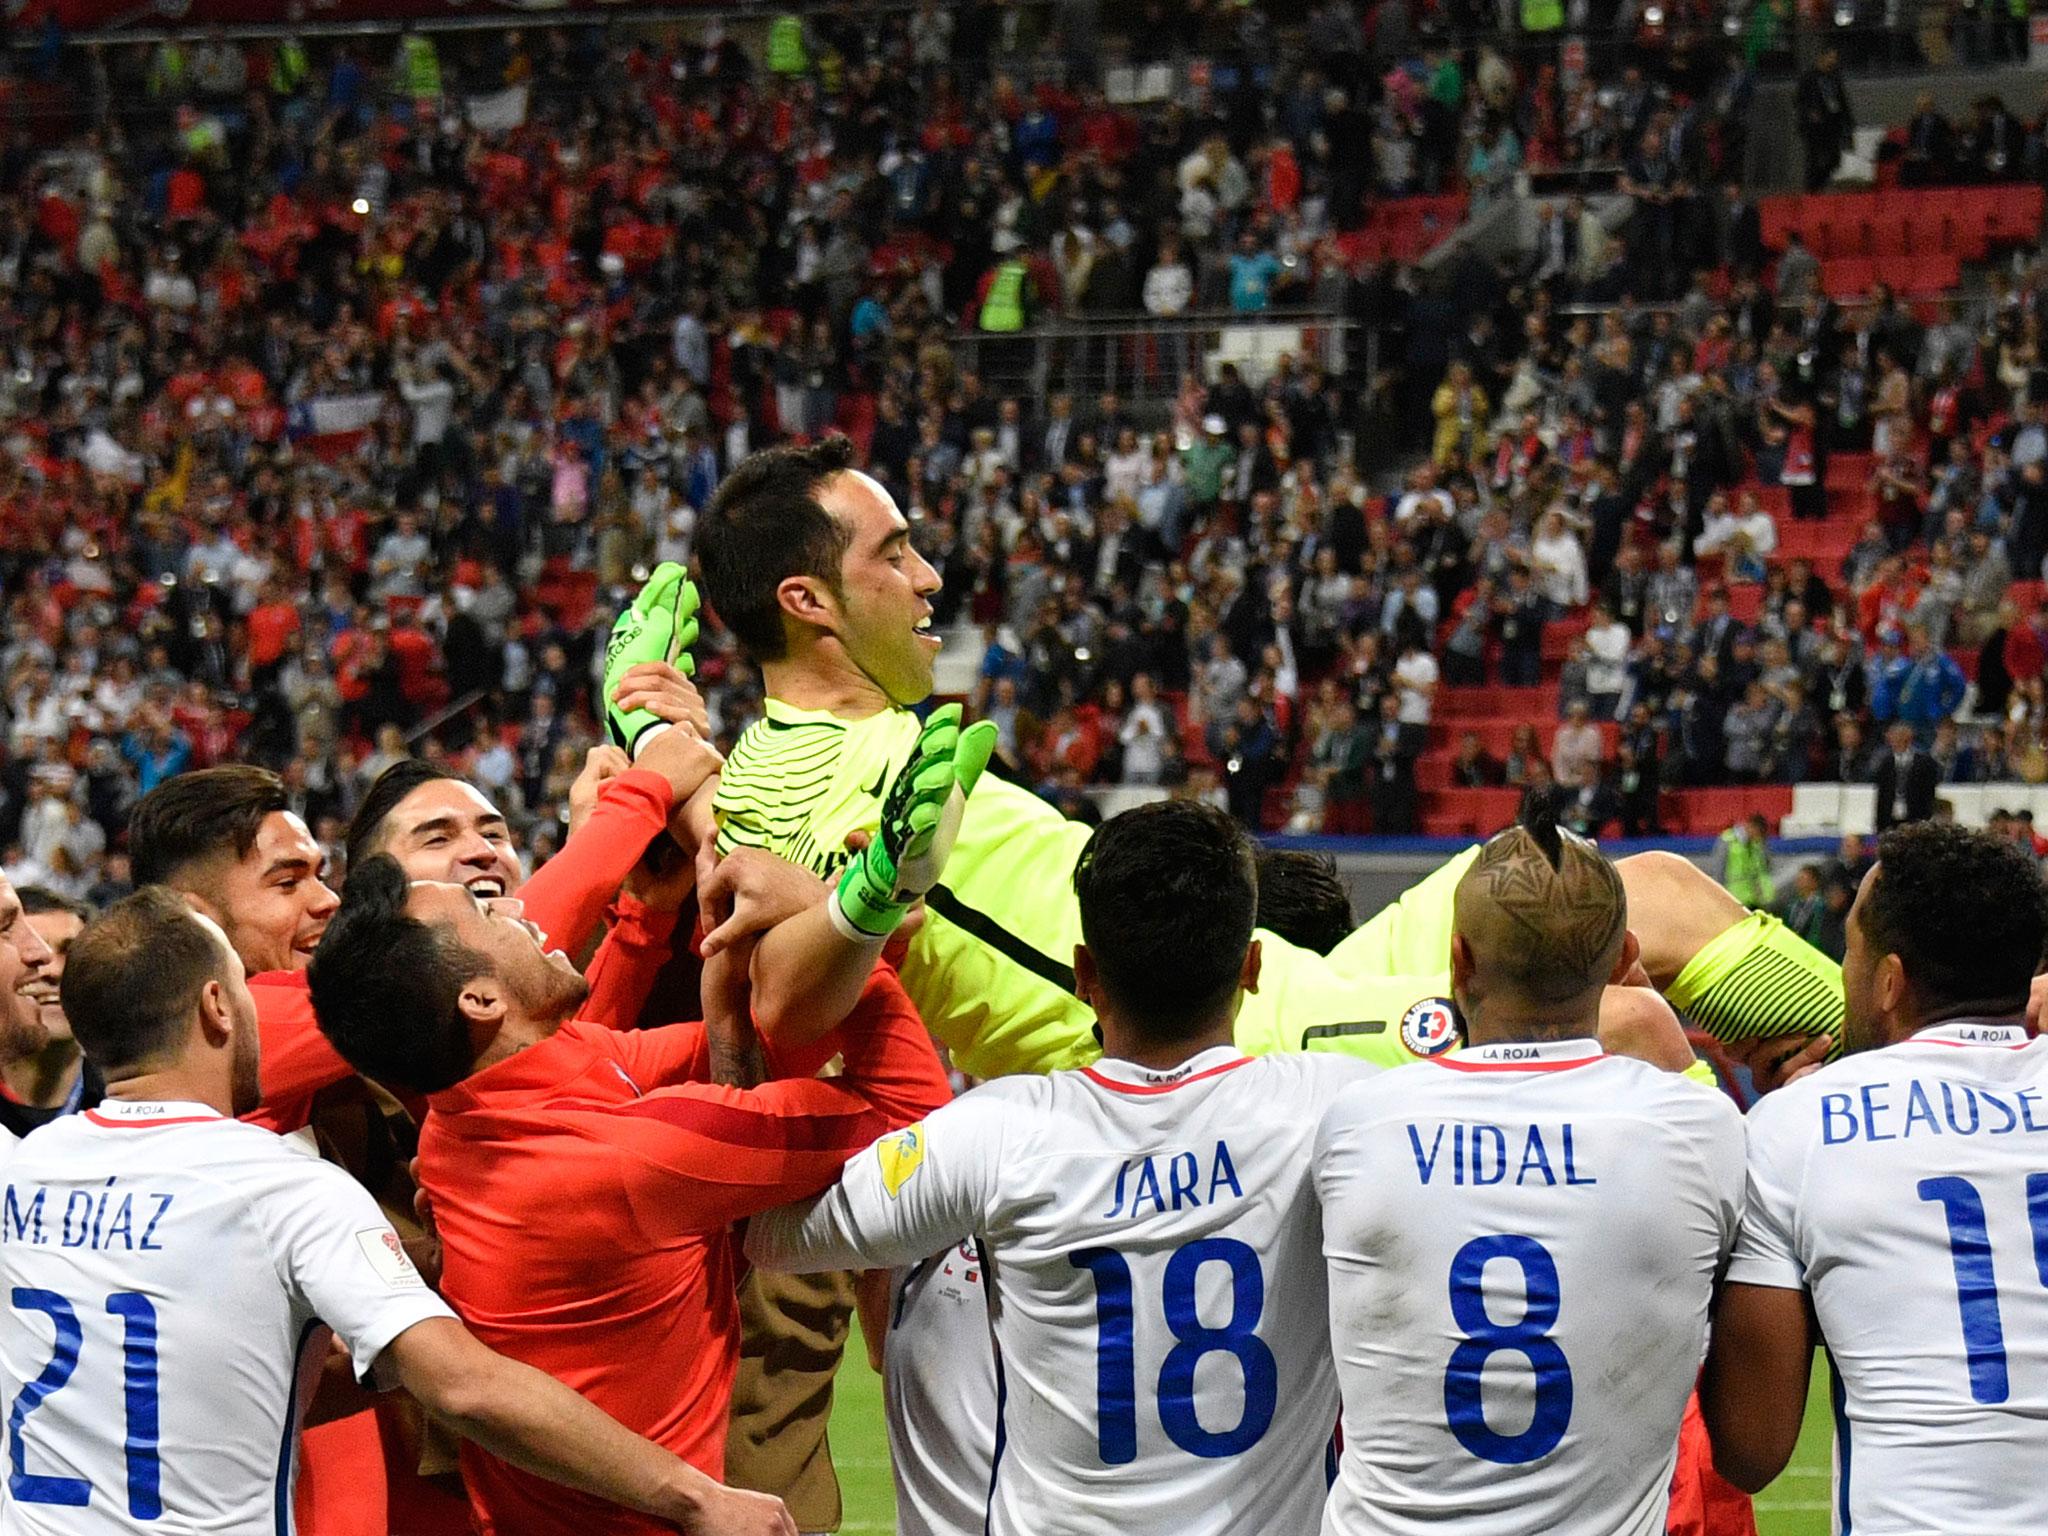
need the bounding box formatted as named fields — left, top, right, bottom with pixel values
left=713, top=698, right=1484, bottom=1078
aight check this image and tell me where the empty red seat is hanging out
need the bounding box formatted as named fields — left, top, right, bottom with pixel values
left=1822, top=257, right=1875, bottom=300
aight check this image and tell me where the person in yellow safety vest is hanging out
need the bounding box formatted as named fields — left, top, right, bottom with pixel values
left=978, top=259, right=1030, bottom=333
left=766, top=13, right=809, bottom=76
left=1521, top=0, right=1564, bottom=31
left=147, top=38, right=187, bottom=101
left=396, top=29, right=442, bottom=106
left=270, top=36, right=309, bottom=99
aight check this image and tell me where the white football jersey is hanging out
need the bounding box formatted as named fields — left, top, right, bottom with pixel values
left=1314, top=1039, right=1745, bottom=1536
left=748, top=1046, right=1377, bottom=1536
left=0, top=1100, right=453, bottom=1535
left=1730, top=1019, right=2048, bottom=1536
left=883, top=1242, right=999, bottom=1536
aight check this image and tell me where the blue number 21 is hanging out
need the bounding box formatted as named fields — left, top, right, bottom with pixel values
left=9, top=1289, right=162, bottom=1518
left=1917, top=1173, right=2048, bottom=1405
left=1069, top=1238, right=1278, bottom=1464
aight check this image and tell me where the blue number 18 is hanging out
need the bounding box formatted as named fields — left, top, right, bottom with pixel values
left=9, top=1289, right=162, bottom=1518
left=1069, top=1238, right=1278, bottom=1464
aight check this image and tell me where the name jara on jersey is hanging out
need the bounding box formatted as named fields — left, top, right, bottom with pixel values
left=3, top=1180, right=175, bottom=1252
left=1407, top=1121, right=1598, bottom=1188
left=1098, top=1140, right=1244, bottom=1221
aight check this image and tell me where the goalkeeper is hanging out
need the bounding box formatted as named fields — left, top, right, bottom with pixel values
left=610, top=437, right=1842, bottom=1084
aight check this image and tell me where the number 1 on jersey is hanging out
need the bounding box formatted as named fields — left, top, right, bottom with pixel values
left=1917, top=1173, right=2048, bottom=1405
left=1069, top=1239, right=1278, bottom=1464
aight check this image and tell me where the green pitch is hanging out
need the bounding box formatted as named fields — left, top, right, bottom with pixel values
left=831, top=1343, right=899, bottom=1534
left=831, top=1349, right=1837, bottom=1535
left=1756, top=1355, right=1835, bottom=1536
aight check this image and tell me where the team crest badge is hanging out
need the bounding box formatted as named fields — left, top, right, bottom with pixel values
left=878, top=1125, right=926, bottom=1198
left=1399, top=998, right=1460, bottom=1059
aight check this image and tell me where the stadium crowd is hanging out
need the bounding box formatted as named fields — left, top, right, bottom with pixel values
left=0, top=0, right=2044, bottom=929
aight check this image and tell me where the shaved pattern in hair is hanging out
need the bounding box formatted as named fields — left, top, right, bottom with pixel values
left=1456, top=826, right=1627, bottom=1004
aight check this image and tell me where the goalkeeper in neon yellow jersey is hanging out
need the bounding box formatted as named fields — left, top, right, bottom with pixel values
left=649, top=436, right=1845, bottom=1083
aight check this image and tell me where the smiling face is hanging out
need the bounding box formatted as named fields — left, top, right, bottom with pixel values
left=21, top=908, right=83, bottom=1045
left=198, top=812, right=338, bottom=975
left=375, top=780, right=524, bottom=898
left=816, top=470, right=944, bottom=706
left=0, top=878, right=54, bottom=1060
left=404, top=881, right=588, bottom=1024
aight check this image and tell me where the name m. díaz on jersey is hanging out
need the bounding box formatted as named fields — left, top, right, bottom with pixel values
left=1820, top=1077, right=2048, bottom=1145
left=1, top=1179, right=173, bottom=1252
left=1406, top=1120, right=1598, bottom=1188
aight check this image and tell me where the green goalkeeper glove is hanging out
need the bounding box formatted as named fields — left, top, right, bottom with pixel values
left=832, top=704, right=999, bottom=942
left=604, top=562, right=700, bottom=755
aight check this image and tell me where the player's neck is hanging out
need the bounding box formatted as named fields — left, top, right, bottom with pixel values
left=1099, top=1020, right=1237, bottom=1072
left=470, top=1011, right=563, bottom=1075
left=764, top=649, right=893, bottom=720
left=2, top=1039, right=81, bottom=1110
left=102, top=1065, right=230, bottom=1117
left=1463, top=1012, right=1600, bottom=1051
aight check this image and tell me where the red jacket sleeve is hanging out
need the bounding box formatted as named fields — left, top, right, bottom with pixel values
left=517, top=768, right=673, bottom=955
left=559, top=968, right=948, bottom=1236
left=242, top=975, right=354, bottom=1135
left=580, top=893, right=680, bottom=1033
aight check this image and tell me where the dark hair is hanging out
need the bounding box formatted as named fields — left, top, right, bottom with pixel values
left=60, top=887, right=229, bottom=1074
left=696, top=435, right=858, bottom=661
left=129, top=766, right=289, bottom=887
left=1074, top=800, right=1256, bottom=1044
left=347, top=760, right=461, bottom=875
left=1860, top=823, right=2048, bottom=1014
left=307, top=854, right=488, bottom=1095
left=1255, top=849, right=1355, bottom=956
left=16, top=888, right=91, bottom=922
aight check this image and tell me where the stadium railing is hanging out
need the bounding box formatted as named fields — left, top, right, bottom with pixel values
left=956, top=312, right=1373, bottom=409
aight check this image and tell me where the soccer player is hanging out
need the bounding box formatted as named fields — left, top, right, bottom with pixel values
left=1313, top=822, right=1745, bottom=1534
left=303, top=712, right=986, bottom=1536
left=0, top=888, right=795, bottom=1536
left=675, top=438, right=1840, bottom=1084
left=3, top=891, right=102, bottom=1127
left=0, top=873, right=57, bottom=1155
left=749, top=800, right=1382, bottom=1535
left=1702, top=823, right=2048, bottom=1534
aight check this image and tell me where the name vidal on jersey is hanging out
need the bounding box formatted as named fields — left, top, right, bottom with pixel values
left=1100, top=1142, right=1245, bottom=1220
left=2, top=1180, right=174, bottom=1251
left=1820, top=1079, right=2048, bottom=1145
left=1407, top=1123, right=1597, bottom=1187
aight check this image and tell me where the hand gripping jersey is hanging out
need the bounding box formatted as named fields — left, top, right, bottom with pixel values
left=715, top=699, right=1477, bottom=1078
left=1729, top=1020, right=2048, bottom=1536
left=0, top=1102, right=452, bottom=1535
left=1313, top=1041, right=1745, bottom=1536
left=748, top=1048, right=1379, bottom=1536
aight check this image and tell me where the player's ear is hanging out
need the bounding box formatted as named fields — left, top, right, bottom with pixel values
left=196, top=977, right=233, bottom=1048
left=455, top=975, right=509, bottom=1035
left=1876, top=951, right=1908, bottom=1017
left=1240, top=938, right=1262, bottom=996
left=1072, top=944, right=1097, bottom=1009
left=1607, top=928, right=1642, bottom=987
left=1449, top=932, right=1474, bottom=996
left=776, top=574, right=841, bottom=640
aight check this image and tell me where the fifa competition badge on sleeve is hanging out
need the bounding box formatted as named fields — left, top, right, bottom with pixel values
left=878, top=1125, right=926, bottom=1198
left=1399, top=997, right=1460, bottom=1058
left=356, top=1227, right=427, bottom=1288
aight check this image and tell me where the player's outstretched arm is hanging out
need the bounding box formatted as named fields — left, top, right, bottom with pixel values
left=700, top=705, right=998, bottom=1045
left=386, top=1317, right=796, bottom=1536
left=748, top=1091, right=994, bottom=1275
left=1699, top=1282, right=1816, bottom=1493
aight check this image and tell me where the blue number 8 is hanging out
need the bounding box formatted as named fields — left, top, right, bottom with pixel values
left=1070, top=1238, right=1279, bottom=1464
left=1443, top=1234, right=1574, bottom=1465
